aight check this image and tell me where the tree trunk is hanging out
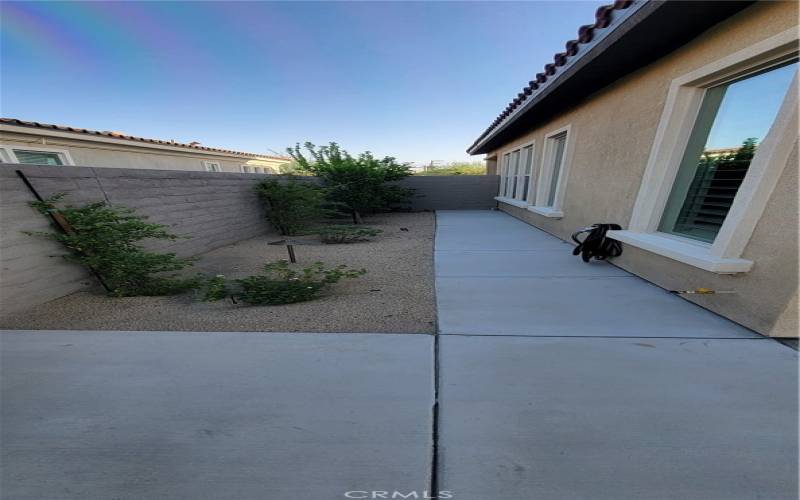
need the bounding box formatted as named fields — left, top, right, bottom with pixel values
left=352, top=210, right=363, bottom=225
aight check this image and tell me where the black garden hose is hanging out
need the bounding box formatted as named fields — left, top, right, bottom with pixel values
left=571, top=223, right=623, bottom=262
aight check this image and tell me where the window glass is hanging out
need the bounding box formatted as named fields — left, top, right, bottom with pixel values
left=510, top=150, right=520, bottom=198
left=659, top=61, right=797, bottom=243
left=13, top=150, right=64, bottom=165
left=501, top=153, right=510, bottom=196
left=546, top=133, right=567, bottom=207
left=521, top=145, right=533, bottom=201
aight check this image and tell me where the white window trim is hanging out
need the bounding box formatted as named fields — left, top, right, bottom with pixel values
left=495, top=140, right=535, bottom=207
left=203, top=160, right=222, bottom=172
left=609, top=28, right=799, bottom=274
left=0, top=144, right=75, bottom=166
left=527, top=124, right=574, bottom=219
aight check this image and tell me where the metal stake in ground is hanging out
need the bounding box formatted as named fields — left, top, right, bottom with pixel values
left=267, top=239, right=299, bottom=263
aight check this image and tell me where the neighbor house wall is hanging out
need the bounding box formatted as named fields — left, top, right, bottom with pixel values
left=0, top=130, right=286, bottom=173
left=487, top=1, right=798, bottom=337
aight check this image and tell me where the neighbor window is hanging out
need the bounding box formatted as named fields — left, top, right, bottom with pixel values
left=658, top=61, right=797, bottom=243
left=203, top=161, right=222, bottom=172
left=496, top=142, right=534, bottom=203
left=0, top=146, right=73, bottom=166
left=241, top=165, right=252, bottom=173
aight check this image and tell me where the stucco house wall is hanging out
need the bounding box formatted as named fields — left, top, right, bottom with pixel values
left=487, top=2, right=798, bottom=337
left=0, top=128, right=289, bottom=173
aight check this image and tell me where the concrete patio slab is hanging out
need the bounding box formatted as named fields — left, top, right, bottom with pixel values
left=435, top=249, right=631, bottom=277
left=1, top=331, right=434, bottom=500
left=437, top=335, right=798, bottom=500
left=436, top=276, right=760, bottom=337
left=435, top=224, right=567, bottom=251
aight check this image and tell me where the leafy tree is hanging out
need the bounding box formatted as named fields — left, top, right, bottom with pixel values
left=287, top=142, right=413, bottom=224
left=29, top=194, right=201, bottom=297
left=256, top=179, right=333, bottom=236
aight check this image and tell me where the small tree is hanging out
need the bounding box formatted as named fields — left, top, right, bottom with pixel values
left=28, top=194, right=200, bottom=297
left=256, top=179, right=332, bottom=236
left=287, top=142, right=413, bottom=224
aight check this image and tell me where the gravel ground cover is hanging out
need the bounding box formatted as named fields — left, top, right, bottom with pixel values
left=0, top=212, right=436, bottom=333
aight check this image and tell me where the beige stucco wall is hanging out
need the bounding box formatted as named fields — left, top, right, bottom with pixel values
left=0, top=130, right=288, bottom=173
left=488, top=1, right=799, bottom=337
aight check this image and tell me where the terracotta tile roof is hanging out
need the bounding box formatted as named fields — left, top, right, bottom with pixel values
left=0, top=118, right=289, bottom=160
left=468, top=0, right=635, bottom=153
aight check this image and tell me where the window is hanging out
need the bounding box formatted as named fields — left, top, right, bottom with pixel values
left=254, top=167, right=263, bottom=174
left=241, top=165, right=252, bottom=173
left=520, top=144, right=534, bottom=201
left=528, top=126, right=572, bottom=218
left=0, top=146, right=73, bottom=166
left=203, top=161, right=222, bottom=172
left=495, top=141, right=535, bottom=205
left=610, top=28, right=798, bottom=273
left=509, top=150, right=520, bottom=198
left=658, top=61, right=796, bottom=243
left=544, top=132, right=567, bottom=206
left=498, top=153, right=510, bottom=197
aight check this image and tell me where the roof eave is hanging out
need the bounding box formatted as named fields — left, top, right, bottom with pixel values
left=468, top=0, right=755, bottom=156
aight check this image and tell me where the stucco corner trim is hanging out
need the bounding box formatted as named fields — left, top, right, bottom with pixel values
left=527, top=206, right=564, bottom=219
left=495, top=196, right=529, bottom=209
left=607, top=230, right=753, bottom=274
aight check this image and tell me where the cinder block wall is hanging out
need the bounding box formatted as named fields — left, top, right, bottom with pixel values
left=0, top=164, right=499, bottom=315
left=0, top=164, right=272, bottom=314
left=399, top=175, right=499, bottom=211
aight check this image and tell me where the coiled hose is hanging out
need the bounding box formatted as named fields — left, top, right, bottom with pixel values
left=571, top=223, right=623, bottom=262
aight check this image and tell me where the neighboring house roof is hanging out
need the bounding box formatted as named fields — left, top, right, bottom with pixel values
left=467, top=0, right=755, bottom=155
left=0, top=118, right=288, bottom=160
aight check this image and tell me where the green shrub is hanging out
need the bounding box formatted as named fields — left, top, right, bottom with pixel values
left=287, top=142, right=414, bottom=224
left=316, top=225, right=382, bottom=244
left=29, top=194, right=200, bottom=297
left=212, top=260, right=366, bottom=305
left=256, top=179, right=332, bottom=235
left=415, top=162, right=486, bottom=176
left=203, top=275, right=229, bottom=301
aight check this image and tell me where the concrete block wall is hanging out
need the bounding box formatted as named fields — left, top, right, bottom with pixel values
left=0, top=164, right=498, bottom=315
left=398, top=175, right=499, bottom=210
left=0, top=164, right=273, bottom=314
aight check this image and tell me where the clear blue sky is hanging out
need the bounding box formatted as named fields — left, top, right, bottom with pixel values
left=705, top=61, right=796, bottom=150
left=1, top=1, right=606, bottom=164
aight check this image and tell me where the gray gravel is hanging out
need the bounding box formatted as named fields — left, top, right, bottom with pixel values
left=0, top=212, right=436, bottom=333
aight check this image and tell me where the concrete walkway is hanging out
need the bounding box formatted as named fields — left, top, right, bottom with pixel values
left=434, top=210, right=798, bottom=499
left=1, top=209, right=796, bottom=499
left=2, top=332, right=434, bottom=499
